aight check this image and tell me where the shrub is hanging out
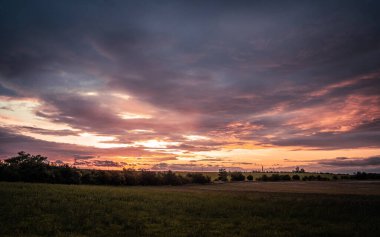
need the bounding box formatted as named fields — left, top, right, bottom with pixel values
left=81, top=171, right=95, bottom=184
left=282, top=175, right=291, bottom=181
left=123, top=169, right=139, bottom=185
left=140, top=170, right=160, bottom=185
left=256, top=174, right=292, bottom=182
left=230, top=171, right=245, bottom=181
left=351, top=172, right=380, bottom=180
left=109, top=171, right=126, bottom=185
left=187, top=173, right=211, bottom=184
left=163, top=170, right=183, bottom=185
left=292, top=174, right=300, bottom=181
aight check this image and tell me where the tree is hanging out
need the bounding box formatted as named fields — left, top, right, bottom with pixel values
left=4, top=151, right=50, bottom=182
left=230, top=171, right=245, bottom=181
left=5, top=151, right=49, bottom=169
left=293, top=167, right=305, bottom=173
left=247, top=174, right=254, bottom=181
left=123, top=168, right=139, bottom=185
left=81, top=171, right=95, bottom=184
left=292, top=174, right=300, bottom=181
left=140, top=170, right=160, bottom=185
left=186, top=173, right=211, bottom=184
left=109, top=171, right=126, bottom=185
left=282, top=174, right=291, bottom=181
left=163, top=170, right=182, bottom=185
left=218, top=168, right=228, bottom=181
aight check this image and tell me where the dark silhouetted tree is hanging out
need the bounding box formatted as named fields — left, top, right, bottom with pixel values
left=292, top=174, right=300, bottom=181
left=218, top=168, right=228, bottom=181
left=230, top=171, right=245, bottom=181
left=247, top=174, right=254, bottom=181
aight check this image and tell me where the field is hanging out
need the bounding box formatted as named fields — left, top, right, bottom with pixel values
left=1, top=181, right=380, bottom=237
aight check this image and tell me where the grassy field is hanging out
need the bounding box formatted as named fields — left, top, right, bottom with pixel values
left=184, top=180, right=380, bottom=195
left=1, top=182, right=380, bottom=237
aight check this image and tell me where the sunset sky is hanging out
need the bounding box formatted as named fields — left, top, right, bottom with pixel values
left=0, top=0, right=379, bottom=173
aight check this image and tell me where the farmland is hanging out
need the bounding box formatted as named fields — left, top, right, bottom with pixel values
left=1, top=181, right=380, bottom=237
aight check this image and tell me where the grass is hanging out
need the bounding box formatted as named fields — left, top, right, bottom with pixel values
left=185, top=180, right=380, bottom=195
left=1, top=182, right=379, bottom=237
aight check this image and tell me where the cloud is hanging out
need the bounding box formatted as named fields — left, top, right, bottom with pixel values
left=73, top=155, right=97, bottom=160
left=0, top=0, right=380, bottom=165
left=269, top=119, right=380, bottom=150
left=0, top=126, right=170, bottom=163
left=150, top=162, right=245, bottom=172
left=317, top=156, right=380, bottom=167
left=74, top=159, right=128, bottom=168
left=281, top=155, right=380, bottom=173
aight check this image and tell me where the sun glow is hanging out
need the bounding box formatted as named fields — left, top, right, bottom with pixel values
left=183, top=135, right=209, bottom=141
left=134, top=139, right=180, bottom=149
left=119, top=112, right=152, bottom=119
left=0, top=97, right=74, bottom=131
left=21, top=131, right=128, bottom=149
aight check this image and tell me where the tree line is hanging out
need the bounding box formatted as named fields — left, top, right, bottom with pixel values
left=216, top=169, right=380, bottom=182
left=1, top=152, right=379, bottom=185
left=255, top=174, right=331, bottom=181
left=0, top=152, right=211, bottom=186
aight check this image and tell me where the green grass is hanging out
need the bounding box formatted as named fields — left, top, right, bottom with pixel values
left=1, top=182, right=379, bottom=237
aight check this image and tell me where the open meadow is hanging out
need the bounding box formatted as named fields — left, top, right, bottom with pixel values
left=1, top=181, right=380, bottom=237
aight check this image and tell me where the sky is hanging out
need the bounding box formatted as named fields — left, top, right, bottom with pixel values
left=0, top=0, right=380, bottom=173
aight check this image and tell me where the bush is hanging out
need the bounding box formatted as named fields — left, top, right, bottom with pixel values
left=256, top=174, right=292, bottom=182
left=109, top=171, right=126, bottom=185
left=123, top=169, right=139, bottom=185
left=163, top=170, right=183, bottom=185
left=140, top=170, right=160, bottom=185
left=292, top=174, right=300, bottom=181
left=81, top=171, right=95, bottom=184
left=230, top=172, right=245, bottom=181
left=282, top=175, right=291, bottom=181
left=247, top=174, right=254, bottom=181
left=351, top=172, right=380, bottom=180
left=187, top=173, right=211, bottom=184
left=301, top=175, right=330, bottom=181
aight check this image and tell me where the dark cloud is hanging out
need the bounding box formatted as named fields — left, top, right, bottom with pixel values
left=270, top=119, right=380, bottom=149
left=73, top=155, right=97, bottom=160
left=280, top=155, right=380, bottom=173
left=0, top=83, right=17, bottom=96
left=20, top=126, right=79, bottom=136
left=318, top=156, right=380, bottom=167
left=0, top=127, right=91, bottom=160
